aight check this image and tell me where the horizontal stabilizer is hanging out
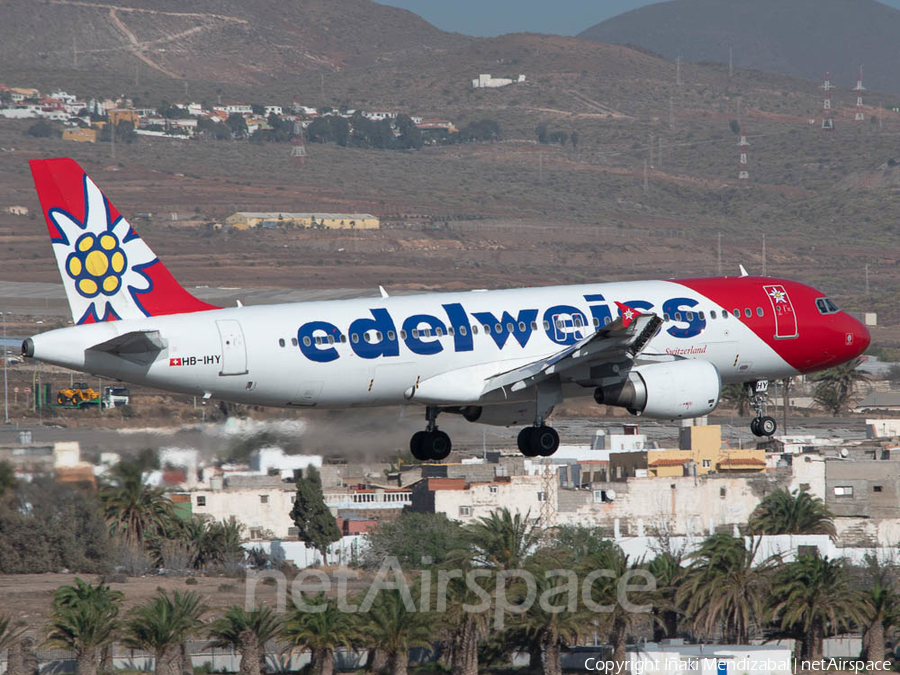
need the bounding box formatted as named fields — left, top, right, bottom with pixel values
left=87, top=330, right=167, bottom=365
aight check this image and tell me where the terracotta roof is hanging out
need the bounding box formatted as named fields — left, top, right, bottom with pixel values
left=425, top=478, right=467, bottom=491
left=718, top=457, right=766, bottom=467
left=579, top=460, right=609, bottom=465
left=649, top=458, right=689, bottom=467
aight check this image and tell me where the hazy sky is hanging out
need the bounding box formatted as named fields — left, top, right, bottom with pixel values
left=377, top=0, right=900, bottom=37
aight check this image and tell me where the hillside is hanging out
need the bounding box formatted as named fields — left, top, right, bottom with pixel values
left=0, top=0, right=464, bottom=85
left=578, top=0, right=900, bottom=96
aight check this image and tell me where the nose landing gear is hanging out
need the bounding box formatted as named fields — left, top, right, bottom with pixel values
left=747, top=380, right=777, bottom=437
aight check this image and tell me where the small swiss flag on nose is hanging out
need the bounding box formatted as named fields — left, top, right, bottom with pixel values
left=615, top=301, right=641, bottom=328
left=169, top=357, right=182, bottom=366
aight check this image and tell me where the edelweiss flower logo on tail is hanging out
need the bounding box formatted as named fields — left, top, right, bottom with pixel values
left=48, top=174, right=158, bottom=324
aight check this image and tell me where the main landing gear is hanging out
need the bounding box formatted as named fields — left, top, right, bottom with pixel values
left=410, top=406, right=452, bottom=462
left=517, top=425, right=560, bottom=457
left=747, top=380, right=777, bottom=437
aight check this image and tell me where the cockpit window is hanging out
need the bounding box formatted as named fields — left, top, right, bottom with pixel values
left=816, top=298, right=839, bottom=314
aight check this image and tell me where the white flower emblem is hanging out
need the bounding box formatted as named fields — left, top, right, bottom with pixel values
left=48, top=175, right=158, bottom=324
left=768, top=288, right=788, bottom=304
left=623, top=309, right=635, bottom=321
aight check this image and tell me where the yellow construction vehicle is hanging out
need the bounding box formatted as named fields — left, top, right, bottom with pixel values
left=56, top=382, right=100, bottom=406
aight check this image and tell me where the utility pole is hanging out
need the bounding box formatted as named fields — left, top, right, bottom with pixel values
left=761, top=233, right=767, bottom=276
left=73, top=36, right=78, bottom=68
left=658, top=136, right=663, bottom=168
left=649, top=134, right=654, bottom=166
left=865, top=263, right=870, bottom=295
left=717, top=232, right=723, bottom=275
left=320, top=73, right=325, bottom=103
left=538, top=150, right=543, bottom=182
left=668, top=96, right=675, bottom=129
left=729, top=46, right=734, bottom=77
left=643, top=158, right=649, bottom=193
left=676, top=56, right=682, bottom=86
left=3, top=313, right=8, bottom=424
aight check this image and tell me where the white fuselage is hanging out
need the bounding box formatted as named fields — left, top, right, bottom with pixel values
left=30, top=280, right=795, bottom=410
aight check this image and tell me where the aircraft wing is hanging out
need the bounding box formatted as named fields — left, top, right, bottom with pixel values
left=480, top=309, right=663, bottom=396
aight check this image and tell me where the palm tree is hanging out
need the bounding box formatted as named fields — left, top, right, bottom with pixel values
left=677, top=534, right=773, bottom=644
left=585, top=542, right=657, bottom=668
left=208, top=606, right=282, bottom=675
left=436, top=507, right=538, bottom=675
left=364, top=589, right=433, bottom=675
left=859, top=579, right=900, bottom=662
left=123, top=590, right=207, bottom=675
left=0, top=614, right=25, bottom=663
left=748, top=489, right=836, bottom=538
left=281, top=592, right=355, bottom=675
left=44, top=580, right=123, bottom=675
left=465, top=507, right=538, bottom=571
left=812, top=357, right=871, bottom=415
left=101, top=462, right=177, bottom=548
left=648, top=552, right=683, bottom=641
left=769, top=552, right=864, bottom=660
left=512, top=552, right=593, bottom=675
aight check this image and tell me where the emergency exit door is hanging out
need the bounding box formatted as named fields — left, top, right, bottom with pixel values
left=216, top=320, right=248, bottom=375
left=763, top=285, right=798, bottom=339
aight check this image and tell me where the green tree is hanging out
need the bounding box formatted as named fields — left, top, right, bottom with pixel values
left=282, top=593, right=355, bottom=675
left=100, top=462, right=176, bottom=549
left=208, top=606, right=281, bottom=675
left=748, top=488, right=836, bottom=538
left=465, top=507, right=538, bottom=571
left=226, top=113, right=248, bottom=139
left=677, top=534, right=772, bottom=643
left=770, top=552, right=864, bottom=660
left=45, top=579, right=123, bottom=675
left=27, top=120, right=58, bottom=138
left=859, top=576, right=900, bottom=662
left=512, top=551, right=593, bottom=675
left=364, top=589, right=433, bottom=675
left=290, top=466, right=341, bottom=564
left=812, top=357, right=871, bottom=415
left=0, top=615, right=25, bottom=658
left=584, top=542, right=657, bottom=669
left=363, top=512, right=465, bottom=568
left=648, top=552, right=683, bottom=641
left=123, top=590, right=207, bottom=675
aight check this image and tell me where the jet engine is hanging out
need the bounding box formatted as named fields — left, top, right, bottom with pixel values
left=593, top=360, right=721, bottom=419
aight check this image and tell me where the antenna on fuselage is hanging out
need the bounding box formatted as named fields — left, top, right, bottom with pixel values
left=379, top=285, right=389, bottom=299
left=739, top=264, right=749, bottom=277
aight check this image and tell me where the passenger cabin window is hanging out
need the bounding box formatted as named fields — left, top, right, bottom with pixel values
left=710, top=310, right=717, bottom=319
left=733, top=309, right=740, bottom=317
left=744, top=308, right=752, bottom=318
left=278, top=339, right=285, bottom=347
left=756, top=307, right=764, bottom=317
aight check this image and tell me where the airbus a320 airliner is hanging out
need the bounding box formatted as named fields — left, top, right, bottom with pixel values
left=23, top=159, right=870, bottom=460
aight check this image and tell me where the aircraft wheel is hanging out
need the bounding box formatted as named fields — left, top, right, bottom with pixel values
left=750, top=418, right=763, bottom=437
left=759, top=416, right=777, bottom=437
left=411, top=429, right=452, bottom=461
left=518, top=427, right=539, bottom=457
left=533, top=425, right=560, bottom=457
left=410, top=431, right=430, bottom=461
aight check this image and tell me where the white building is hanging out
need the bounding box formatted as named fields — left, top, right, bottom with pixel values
left=411, top=475, right=547, bottom=523
left=264, top=105, right=283, bottom=116
left=249, top=447, right=322, bottom=479
left=363, top=110, right=395, bottom=121
left=224, top=104, right=252, bottom=115
left=628, top=642, right=792, bottom=675
left=472, top=73, right=526, bottom=88
left=0, top=106, right=40, bottom=119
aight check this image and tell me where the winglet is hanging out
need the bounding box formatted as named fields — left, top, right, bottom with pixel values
left=614, top=301, right=641, bottom=328
left=739, top=264, right=749, bottom=277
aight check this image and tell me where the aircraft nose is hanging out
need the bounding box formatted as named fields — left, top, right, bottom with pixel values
left=843, top=313, right=870, bottom=361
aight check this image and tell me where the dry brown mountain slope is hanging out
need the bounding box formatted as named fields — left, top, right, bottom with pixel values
left=0, top=0, right=465, bottom=84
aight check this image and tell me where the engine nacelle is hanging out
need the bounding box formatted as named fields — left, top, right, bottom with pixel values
left=459, top=402, right=536, bottom=427
left=594, top=360, right=721, bottom=419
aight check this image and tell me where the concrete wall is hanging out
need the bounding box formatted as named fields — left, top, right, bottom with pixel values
left=567, top=470, right=789, bottom=536
left=825, top=459, right=900, bottom=519
left=432, top=475, right=545, bottom=522
left=192, top=486, right=295, bottom=539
